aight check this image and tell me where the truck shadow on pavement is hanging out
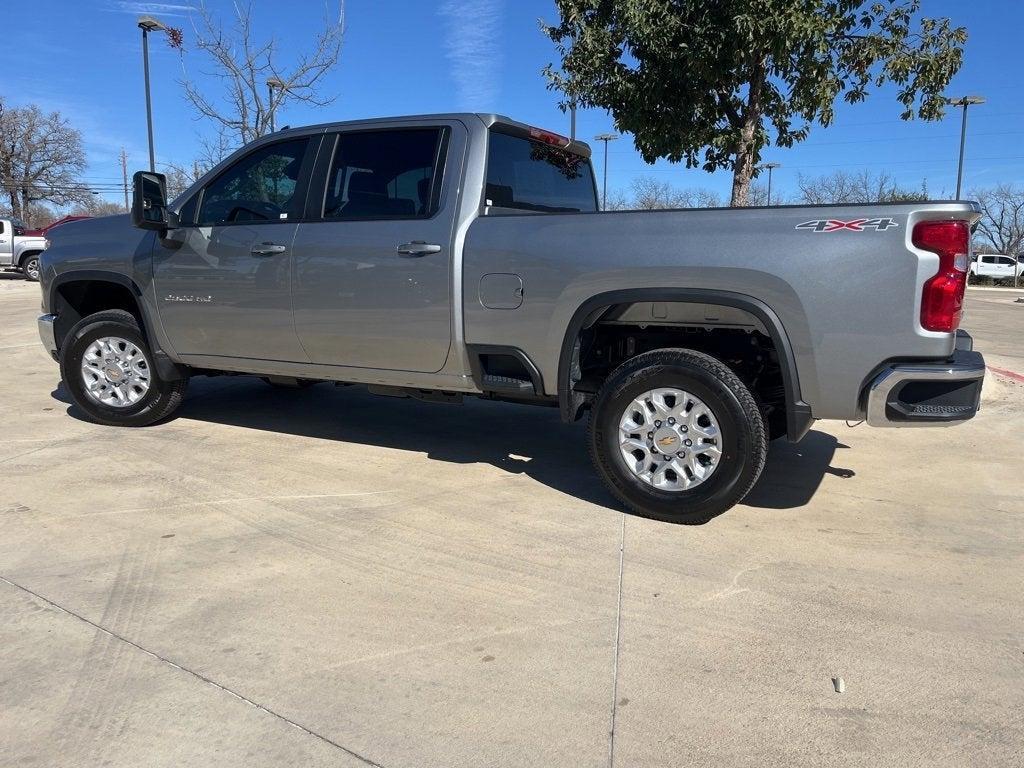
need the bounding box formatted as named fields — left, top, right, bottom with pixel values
left=54, top=377, right=854, bottom=520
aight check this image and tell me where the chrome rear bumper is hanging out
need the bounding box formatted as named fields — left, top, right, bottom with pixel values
left=866, top=332, right=985, bottom=427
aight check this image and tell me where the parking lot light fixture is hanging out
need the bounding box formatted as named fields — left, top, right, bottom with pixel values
left=594, top=133, right=619, bottom=211
left=138, top=16, right=169, bottom=172
left=266, top=77, right=288, bottom=133
left=945, top=95, right=986, bottom=200
left=758, top=162, right=781, bottom=206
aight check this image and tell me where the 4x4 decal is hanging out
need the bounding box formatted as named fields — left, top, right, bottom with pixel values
left=795, top=217, right=899, bottom=232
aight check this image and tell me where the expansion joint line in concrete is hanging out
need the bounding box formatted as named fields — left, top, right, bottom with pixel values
left=0, top=575, right=386, bottom=768
left=607, top=514, right=626, bottom=768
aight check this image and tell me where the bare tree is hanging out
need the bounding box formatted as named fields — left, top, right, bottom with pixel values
left=0, top=97, right=89, bottom=224
left=180, top=2, right=345, bottom=160
left=971, top=184, right=1024, bottom=257
left=0, top=201, right=58, bottom=229
left=797, top=169, right=926, bottom=204
left=745, top=183, right=773, bottom=207
left=70, top=198, right=130, bottom=217
left=162, top=159, right=213, bottom=199
left=604, top=189, right=632, bottom=211
left=628, top=176, right=722, bottom=210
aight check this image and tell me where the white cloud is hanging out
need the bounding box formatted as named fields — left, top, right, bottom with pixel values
left=105, top=2, right=194, bottom=17
left=438, top=0, right=503, bottom=111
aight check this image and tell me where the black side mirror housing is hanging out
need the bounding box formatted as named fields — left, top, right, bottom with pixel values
left=132, top=171, right=169, bottom=230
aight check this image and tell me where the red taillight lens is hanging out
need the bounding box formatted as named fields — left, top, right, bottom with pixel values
left=913, top=220, right=970, bottom=333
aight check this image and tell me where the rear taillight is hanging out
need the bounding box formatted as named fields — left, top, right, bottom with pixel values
left=913, top=220, right=970, bottom=333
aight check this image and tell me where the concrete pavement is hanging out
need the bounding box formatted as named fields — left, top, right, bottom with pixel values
left=1, top=276, right=1022, bottom=767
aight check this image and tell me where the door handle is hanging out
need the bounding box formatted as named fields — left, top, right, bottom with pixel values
left=251, top=242, right=287, bottom=256
left=396, top=241, right=442, bottom=257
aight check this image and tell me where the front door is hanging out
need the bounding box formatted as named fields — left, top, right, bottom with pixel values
left=291, top=126, right=458, bottom=372
left=154, top=136, right=316, bottom=362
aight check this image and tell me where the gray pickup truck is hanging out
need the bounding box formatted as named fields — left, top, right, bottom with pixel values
left=37, top=113, right=985, bottom=523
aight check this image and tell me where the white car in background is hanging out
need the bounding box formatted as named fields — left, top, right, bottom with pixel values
left=969, top=253, right=1021, bottom=282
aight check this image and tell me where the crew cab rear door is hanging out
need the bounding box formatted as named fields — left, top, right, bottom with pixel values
left=290, top=121, right=464, bottom=372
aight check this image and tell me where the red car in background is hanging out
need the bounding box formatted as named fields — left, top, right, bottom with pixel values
left=23, top=215, right=91, bottom=237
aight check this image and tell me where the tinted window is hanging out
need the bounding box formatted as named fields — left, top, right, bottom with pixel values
left=996, top=256, right=1014, bottom=265
left=486, top=131, right=597, bottom=213
left=198, top=138, right=308, bottom=225
left=0, top=222, right=4, bottom=234
left=178, top=193, right=199, bottom=226
left=322, top=129, right=443, bottom=220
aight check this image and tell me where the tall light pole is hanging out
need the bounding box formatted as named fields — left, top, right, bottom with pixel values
left=758, top=162, right=781, bottom=205
left=266, top=77, right=287, bottom=133
left=138, top=16, right=168, bottom=172
left=594, top=133, right=619, bottom=211
left=946, top=95, right=985, bottom=199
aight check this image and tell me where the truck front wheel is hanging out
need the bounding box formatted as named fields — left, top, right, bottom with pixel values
left=60, top=310, right=188, bottom=427
left=588, top=348, right=767, bottom=524
left=21, top=254, right=41, bottom=282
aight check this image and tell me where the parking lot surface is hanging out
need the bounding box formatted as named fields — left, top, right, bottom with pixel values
left=2, top=277, right=1022, bottom=767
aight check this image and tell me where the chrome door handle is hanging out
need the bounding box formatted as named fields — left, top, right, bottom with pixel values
left=251, top=242, right=287, bottom=256
left=396, top=241, right=442, bottom=257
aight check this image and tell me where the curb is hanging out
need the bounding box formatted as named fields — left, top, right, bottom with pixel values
left=988, top=366, right=1024, bottom=384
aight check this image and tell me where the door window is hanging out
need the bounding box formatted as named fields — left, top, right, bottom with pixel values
left=320, top=129, right=444, bottom=220
left=198, top=138, right=309, bottom=226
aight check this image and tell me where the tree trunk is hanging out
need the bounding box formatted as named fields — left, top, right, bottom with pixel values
left=730, top=60, right=766, bottom=207
left=730, top=141, right=755, bottom=207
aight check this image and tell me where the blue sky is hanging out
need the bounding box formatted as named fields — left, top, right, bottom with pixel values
left=2, top=0, right=1021, bottom=205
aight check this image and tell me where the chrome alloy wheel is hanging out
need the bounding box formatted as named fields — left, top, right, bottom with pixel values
left=79, top=336, right=151, bottom=408
left=617, top=387, right=723, bottom=491
left=24, top=257, right=41, bottom=281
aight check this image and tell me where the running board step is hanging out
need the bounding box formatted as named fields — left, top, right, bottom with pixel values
left=481, top=374, right=533, bottom=392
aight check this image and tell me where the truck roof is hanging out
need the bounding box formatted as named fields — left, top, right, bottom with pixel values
left=269, top=112, right=593, bottom=158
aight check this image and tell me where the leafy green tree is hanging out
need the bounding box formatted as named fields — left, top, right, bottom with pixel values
left=543, top=1, right=966, bottom=206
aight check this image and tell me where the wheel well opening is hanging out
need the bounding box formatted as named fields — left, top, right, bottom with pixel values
left=568, top=302, right=789, bottom=439
left=19, top=250, right=43, bottom=264
left=53, top=281, right=142, bottom=348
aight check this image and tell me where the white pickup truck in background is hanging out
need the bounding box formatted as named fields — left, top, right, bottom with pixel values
left=969, top=253, right=1022, bottom=282
left=0, top=217, right=47, bottom=281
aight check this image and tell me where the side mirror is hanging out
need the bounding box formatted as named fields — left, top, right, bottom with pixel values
left=132, top=171, right=169, bottom=230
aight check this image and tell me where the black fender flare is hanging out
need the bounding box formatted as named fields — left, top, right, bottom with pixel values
left=557, top=288, right=813, bottom=442
left=49, top=269, right=186, bottom=380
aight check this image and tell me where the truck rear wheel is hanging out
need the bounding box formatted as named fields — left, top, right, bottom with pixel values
left=60, top=310, right=188, bottom=427
left=588, top=348, right=767, bottom=524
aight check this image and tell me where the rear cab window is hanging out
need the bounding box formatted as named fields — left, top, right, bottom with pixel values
left=485, top=128, right=598, bottom=213
left=319, top=128, right=446, bottom=220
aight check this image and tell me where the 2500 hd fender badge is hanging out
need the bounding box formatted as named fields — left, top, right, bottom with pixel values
left=795, top=217, right=899, bottom=232
left=163, top=294, right=213, bottom=303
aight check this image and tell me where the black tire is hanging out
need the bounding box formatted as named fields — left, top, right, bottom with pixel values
left=21, top=254, right=41, bottom=282
left=60, top=310, right=188, bottom=427
left=588, top=348, right=767, bottom=524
